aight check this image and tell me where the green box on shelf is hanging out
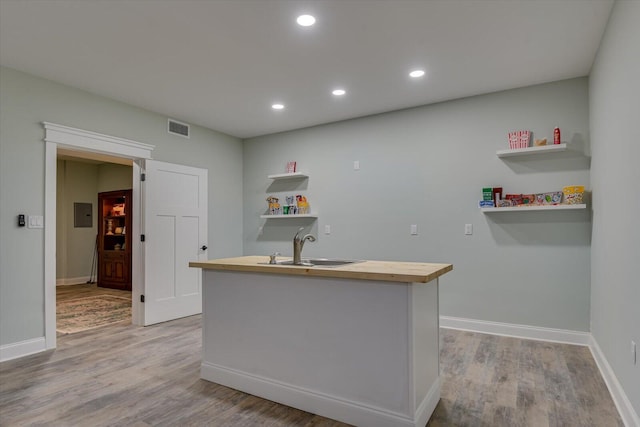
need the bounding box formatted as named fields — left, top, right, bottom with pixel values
left=482, top=188, right=493, bottom=201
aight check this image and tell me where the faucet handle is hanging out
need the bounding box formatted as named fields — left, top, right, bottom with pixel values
left=269, top=252, right=280, bottom=264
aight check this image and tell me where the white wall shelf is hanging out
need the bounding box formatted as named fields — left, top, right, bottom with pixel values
left=496, top=143, right=567, bottom=158
left=481, top=204, right=586, bottom=213
left=264, top=171, right=315, bottom=220
left=260, top=214, right=318, bottom=219
left=267, top=172, right=309, bottom=180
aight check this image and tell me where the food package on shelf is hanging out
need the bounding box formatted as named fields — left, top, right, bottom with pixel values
left=266, top=196, right=281, bottom=215
left=296, top=195, right=309, bottom=214
left=562, top=186, right=585, bottom=204
left=508, top=130, right=531, bottom=149
left=535, top=191, right=563, bottom=205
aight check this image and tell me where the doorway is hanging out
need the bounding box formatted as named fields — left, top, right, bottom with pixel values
left=44, top=122, right=153, bottom=350
left=44, top=122, right=208, bottom=351
left=55, top=152, right=134, bottom=335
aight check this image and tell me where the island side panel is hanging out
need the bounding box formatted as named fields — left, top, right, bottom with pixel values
left=410, top=279, right=440, bottom=425
left=201, top=270, right=413, bottom=421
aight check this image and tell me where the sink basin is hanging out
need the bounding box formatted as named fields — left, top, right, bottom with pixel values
left=274, top=258, right=362, bottom=267
left=305, top=258, right=362, bottom=267
left=275, top=260, right=314, bottom=266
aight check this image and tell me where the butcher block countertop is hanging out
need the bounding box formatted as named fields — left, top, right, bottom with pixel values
left=189, top=256, right=452, bottom=283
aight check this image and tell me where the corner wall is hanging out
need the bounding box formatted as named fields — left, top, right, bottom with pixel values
left=589, top=0, right=640, bottom=422
left=56, top=159, right=99, bottom=282
left=243, top=78, right=591, bottom=332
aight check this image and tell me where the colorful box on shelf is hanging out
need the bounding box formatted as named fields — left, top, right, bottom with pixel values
left=482, top=188, right=493, bottom=201
left=478, top=200, right=495, bottom=208
left=508, top=130, right=531, bottom=149
left=562, top=186, right=585, bottom=204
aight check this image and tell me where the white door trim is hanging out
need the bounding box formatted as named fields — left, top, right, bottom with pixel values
left=43, top=122, right=155, bottom=350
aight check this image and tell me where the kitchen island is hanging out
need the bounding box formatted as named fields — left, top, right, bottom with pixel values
left=189, top=256, right=452, bottom=427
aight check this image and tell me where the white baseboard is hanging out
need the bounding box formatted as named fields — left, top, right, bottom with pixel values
left=589, top=336, right=640, bottom=427
left=440, top=316, right=591, bottom=346
left=56, top=276, right=92, bottom=286
left=440, top=316, right=638, bottom=427
left=201, top=361, right=429, bottom=427
left=0, top=337, right=47, bottom=362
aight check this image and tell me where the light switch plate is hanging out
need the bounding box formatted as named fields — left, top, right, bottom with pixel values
left=465, top=224, right=473, bottom=235
left=410, top=224, right=418, bottom=235
left=28, top=215, right=44, bottom=229
left=353, top=160, right=360, bottom=170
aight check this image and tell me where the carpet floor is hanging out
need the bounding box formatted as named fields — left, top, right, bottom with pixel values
left=56, top=294, right=131, bottom=334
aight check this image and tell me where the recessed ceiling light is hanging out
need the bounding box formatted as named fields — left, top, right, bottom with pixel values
left=272, top=103, right=285, bottom=110
left=332, top=89, right=346, bottom=96
left=297, top=14, right=316, bottom=27
left=409, top=69, right=425, bottom=78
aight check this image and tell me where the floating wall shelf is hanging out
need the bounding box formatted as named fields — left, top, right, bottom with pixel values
left=267, top=172, right=309, bottom=180
left=481, top=204, right=586, bottom=213
left=496, top=143, right=567, bottom=158
left=260, top=214, right=318, bottom=219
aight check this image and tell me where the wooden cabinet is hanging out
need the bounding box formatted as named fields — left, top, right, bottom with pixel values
left=98, top=189, right=132, bottom=290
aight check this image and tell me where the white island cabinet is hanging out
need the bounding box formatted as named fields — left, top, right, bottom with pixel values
left=189, top=256, right=452, bottom=427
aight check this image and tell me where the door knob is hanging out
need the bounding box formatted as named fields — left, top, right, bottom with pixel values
left=201, top=245, right=208, bottom=251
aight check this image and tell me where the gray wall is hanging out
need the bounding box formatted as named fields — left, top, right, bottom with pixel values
left=97, top=163, right=133, bottom=193
left=244, top=78, right=591, bottom=332
left=589, top=0, right=640, bottom=417
left=0, top=66, right=243, bottom=346
left=56, top=159, right=99, bottom=281
left=55, top=159, right=133, bottom=282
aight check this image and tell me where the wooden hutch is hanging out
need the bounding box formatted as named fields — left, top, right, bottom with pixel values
left=97, top=189, right=132, bottom=290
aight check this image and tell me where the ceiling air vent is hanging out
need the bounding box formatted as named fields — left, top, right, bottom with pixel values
left=168, top=119, right=190, bottom=138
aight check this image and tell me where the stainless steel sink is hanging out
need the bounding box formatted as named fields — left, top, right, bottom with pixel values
left=305, top=258, right=362, bottom=267
left=275, top=260, right=314, bottom=266
left=275, top=258, right=362, bottom=267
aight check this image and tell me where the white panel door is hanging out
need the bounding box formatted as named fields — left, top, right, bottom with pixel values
left=143, top=160, right=207, bottom=325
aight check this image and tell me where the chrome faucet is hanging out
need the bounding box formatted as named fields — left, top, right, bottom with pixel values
left=293, top=227, right=316, bottom=265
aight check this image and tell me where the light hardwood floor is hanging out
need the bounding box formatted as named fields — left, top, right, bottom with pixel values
left=0, top=313, right=623, bottom=426
left=429, top=329, right=623, bottom=427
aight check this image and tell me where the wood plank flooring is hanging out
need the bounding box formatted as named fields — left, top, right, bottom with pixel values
left=0, top=313, right=623, bottom=426
left=429, top=329, right=623, bottom=427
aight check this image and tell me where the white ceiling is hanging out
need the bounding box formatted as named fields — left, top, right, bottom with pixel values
left=0, top=0, right=613, bottom=139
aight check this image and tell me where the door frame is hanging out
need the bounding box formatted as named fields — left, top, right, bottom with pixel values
left=43, top=122, right=155, bottom=350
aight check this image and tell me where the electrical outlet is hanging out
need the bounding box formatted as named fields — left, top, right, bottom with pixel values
left=632, top=341, right=637, bottom=365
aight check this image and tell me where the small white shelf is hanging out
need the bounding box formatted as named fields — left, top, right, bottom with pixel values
left=481, top=204, right=586, bottom=213
left=260, top=214, right=318, bottom=219
left=267, top=172, right=309, bottom=180
left=496, top=143, right=567, bottom=158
